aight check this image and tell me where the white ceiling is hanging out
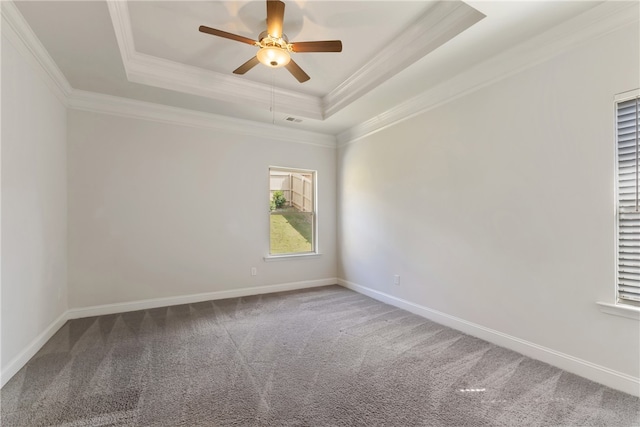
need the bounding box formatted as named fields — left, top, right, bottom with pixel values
left=128, top=1, right=430, bottom=96
left=13, top=0, right=603, bottom=135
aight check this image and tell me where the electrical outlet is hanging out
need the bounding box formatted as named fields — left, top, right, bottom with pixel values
left=394, top=275, right=400, bottom=285
left=251, top=267, right=257, bottom=276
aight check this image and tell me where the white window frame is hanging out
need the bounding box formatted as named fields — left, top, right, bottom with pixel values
left=600, top=89, right=640, bottom=320
left=265, top=166, right=319, bottom=260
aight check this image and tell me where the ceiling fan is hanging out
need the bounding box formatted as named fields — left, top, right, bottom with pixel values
left=199, top=0, right=342, bottom=83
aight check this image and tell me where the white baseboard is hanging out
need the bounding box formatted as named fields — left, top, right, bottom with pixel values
left=67, top=278, right=338, bottom=319
left=1, top=278, right=337, bottom=388
left=1, top=311, right=70, bottom=388
left=338, top=278, right=640, bottom=397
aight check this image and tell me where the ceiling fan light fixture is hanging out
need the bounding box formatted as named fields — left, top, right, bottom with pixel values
left=257, top=46, right=290, bottom=68
left=200, top=0, right=341, bottom=82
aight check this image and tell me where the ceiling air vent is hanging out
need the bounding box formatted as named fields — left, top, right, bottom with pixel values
left=285, top=117, right=303, bottom=123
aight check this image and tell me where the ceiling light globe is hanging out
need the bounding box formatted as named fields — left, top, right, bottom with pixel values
left=257, top=47, right=290, bottom=68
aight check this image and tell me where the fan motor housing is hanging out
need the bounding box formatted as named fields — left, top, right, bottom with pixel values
left=258, top=31, right=290, bottom=50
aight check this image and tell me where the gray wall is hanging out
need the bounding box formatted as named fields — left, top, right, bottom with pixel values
left=67, top=110, right=337, bottom=308
left=337, top=23, right=640, bottom=380
left=1, top=33, right=68, bottom=372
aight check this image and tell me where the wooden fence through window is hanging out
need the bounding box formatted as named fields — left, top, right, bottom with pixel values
left=270, top=171, right=313, bottom=212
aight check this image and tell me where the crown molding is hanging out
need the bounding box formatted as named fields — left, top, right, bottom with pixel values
left=105, top=0, right=136, bottom=64
left=337, top=1, right=640, bottom=146
left=322, top=0, right=485, bottom=119
left=67, top=89, right=337, bottom=149
left=1, top=1, right=72, bottom=105
left=106, top=0, right=323, bottom=120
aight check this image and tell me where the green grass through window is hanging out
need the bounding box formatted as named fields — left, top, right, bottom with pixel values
left=270, top=208, right=313, bottom=254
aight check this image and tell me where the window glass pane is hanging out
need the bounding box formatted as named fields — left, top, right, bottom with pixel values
left=269, top=168, right=315, bottom=255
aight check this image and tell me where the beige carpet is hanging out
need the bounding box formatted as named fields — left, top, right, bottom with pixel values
left=2, top=285, right=639, bottom=426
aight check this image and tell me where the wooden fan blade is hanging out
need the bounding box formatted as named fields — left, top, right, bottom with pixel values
left=266, top=0, right=285, bottom=38
left=285, top=59, right=310, bottom=83
left=233, top=57, right=260, bottom=75
left=290, top=40, right=342, bottom=53
left=199, top=26, right=256, bottom=46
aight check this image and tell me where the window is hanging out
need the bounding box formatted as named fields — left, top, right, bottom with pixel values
left=269, top=167, right=316, bottom=256
left=616, top=90, right=640, bottom=306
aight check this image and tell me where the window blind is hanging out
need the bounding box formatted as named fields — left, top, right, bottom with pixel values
left=617, top=95, right=640, bottom=305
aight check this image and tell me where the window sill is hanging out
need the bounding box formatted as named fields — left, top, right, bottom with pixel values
left=263, top=253, right=322, bottom=262
left=597, top=302, right=640, bottom=320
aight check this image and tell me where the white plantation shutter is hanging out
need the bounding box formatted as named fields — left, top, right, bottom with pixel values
left=617, top=93, right=640, bottom=305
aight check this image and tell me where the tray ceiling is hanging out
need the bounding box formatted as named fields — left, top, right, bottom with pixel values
left=127, top=1, right=428, bottom=96
left=109, top=1, right=485, bottom=120
left=10, top=0, right=609, bottom=135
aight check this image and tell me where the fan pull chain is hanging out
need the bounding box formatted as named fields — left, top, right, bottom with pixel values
left=271, top=70, right=276, bottom=124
